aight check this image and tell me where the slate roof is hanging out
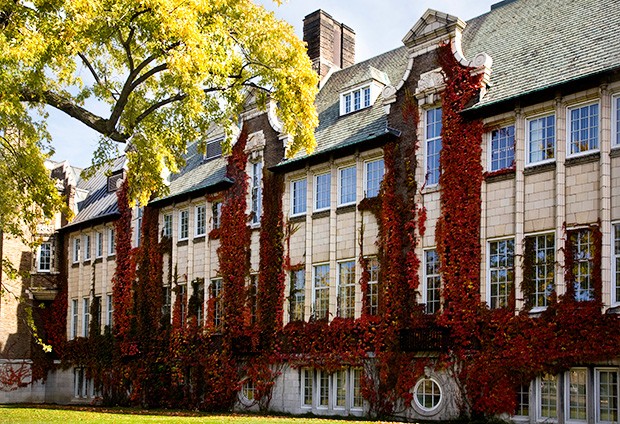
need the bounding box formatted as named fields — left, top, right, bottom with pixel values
left=63, top=156, right=126, bottom=230
left=462, top=0, right=620, bottom=109
left=275, top=45, right=409, bottom=168
left=150, top=138, right=230, bottom=206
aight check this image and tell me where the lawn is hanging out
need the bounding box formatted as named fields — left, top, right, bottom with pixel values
left=0, top=405, right=381, bottom=424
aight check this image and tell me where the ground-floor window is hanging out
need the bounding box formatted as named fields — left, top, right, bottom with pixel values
left=73, top=367, right=96, bottom=399
left=527, top=367, right=620, bottom=423
left=301, top=367, right=363, bottom=412
left=413, top=377, right=442, bottom=412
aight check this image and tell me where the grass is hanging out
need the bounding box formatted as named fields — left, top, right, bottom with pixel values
left=0, top=405, right=383, bottom=424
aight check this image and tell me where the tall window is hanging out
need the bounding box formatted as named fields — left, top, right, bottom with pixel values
left=527, top=234, right=555, bottom=308
left=596, top=369, right=618, bottom=423
left=106, top=294, right=113, bottom=328
left=135, top=207, right=143, bottom=247
left=82, top=297, right=90, bottom=337
left=365, top=158, right=384, bottom=198
left=334, top=370, right=347, bottom=408
left=367, top=257, right=379, bottom=316
left=162, top=214, right=172, bottom=238
left=614, top=224, right=620, bottom=304
left=515, top=383, right=529, bottom=417
left=614, top=96, right=620, bottom=146
left=566, top=368, right=587, bottom=421
left=92, top=296, right=101, bottom=333
left=289, top=268, right=305, bottom=321
left=108, top=228, right=115, bottom=256
left=490, top=125, right=515, bottom=171
left=251, top=161, right=262, bottom=224
left=162, top=286, right=171, bottom=318
left=96, top=232, right=103, bottom=258
left=527, top=114, right=555, bottom=164
left=539, top=374, right=558, bottom=419
left=425, top=107, right=442, bottom=186
left=248, top=275, right=257, bottom=325
left=339, top=165, right=356, bottom=206
left=318, top=371, right=330, bottom=408
left=212, top=202, right=222, bottom=230
left=71, top=299, right=78, bottom=339
left=568, top=102, right=599, bottom=155
left=291, top=178, right=307, bottom=216
left=424, top=250, right=441, bottom=314
left=178, top=209, right=189, bottom=240
left=351, top=368, right=364, bottom=409
left=341, top=85, right=371, bottom=115
left=195, top=205, right=206, bottom=237
left=315, top=172, right=331, bottom=211
left=84, top=234, right=91, bottom=260
left=570, top=229, right=594, bottom=301
left=338, top=261, right=355, bottom=318
left=211, top=278, right=223, bottom=328
left=313, top=264, right=330, bottom=320
left=488, top=239, right=515, bottom=309
left=302, top=368, right=313, bottom=407
left=37, top=242, right=52, bottom=272
left=72, top=237, right=80, bottom=263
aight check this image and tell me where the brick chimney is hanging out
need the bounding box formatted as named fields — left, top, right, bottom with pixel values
left=303, top=10, right=355, bottom=79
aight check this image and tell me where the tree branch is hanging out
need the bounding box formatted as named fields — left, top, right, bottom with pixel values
left=133, top=93, right=187, bottom=127
left=20, top=88, right=128, bottom=143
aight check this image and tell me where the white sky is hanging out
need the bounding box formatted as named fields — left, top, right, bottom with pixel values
left=48, top=0, right=499, bottom=168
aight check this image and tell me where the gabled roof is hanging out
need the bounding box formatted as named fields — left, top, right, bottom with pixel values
left=150, top=138, right=231, bottom=206
left=275, top=45, right=408, bottom=169
left=462, top=0, right=620, bottom=109
left=63, top=156, right=126, bottom=230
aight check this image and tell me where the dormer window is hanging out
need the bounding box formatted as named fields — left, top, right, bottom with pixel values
left=341, top=85, right=372, bottom=115
left=107, top=170, right=124, bottom=192
left=204, top=137, right=223, bottom=161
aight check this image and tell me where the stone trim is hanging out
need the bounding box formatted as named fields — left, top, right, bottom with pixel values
left=523, top=162, right=556, bottom=176
left=565, top=152, right=600, bottom=167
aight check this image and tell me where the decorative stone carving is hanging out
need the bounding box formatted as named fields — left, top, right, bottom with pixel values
left=416, top=69, right=445, bottom=94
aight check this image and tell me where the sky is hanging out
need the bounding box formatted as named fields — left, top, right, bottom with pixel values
left=48, top=0, right=499, bottom=169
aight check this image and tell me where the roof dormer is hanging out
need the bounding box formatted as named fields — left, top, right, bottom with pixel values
left=339, top=66, right=390, bottom=116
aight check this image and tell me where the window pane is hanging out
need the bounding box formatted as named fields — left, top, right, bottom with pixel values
left=569, top=103, right=598, bottom=154
left=490, top=125, right=515, bottom=171
left=571, top=229, right=594, bottom=301
left=426, top=108, right=442, bottom=185
left=338, top=261, right=355, bottom=318
left=598, top=370, right=618, bottom=422
left=528, top=115, right=555, bottom=163
left=313, top=264, right=330, bottom=320
left=540, top=374, right=557, bottom=418
left=489, top=239, right=514, bottom=308
left=365, top=159, right=384, bottom=198
left=339, top=166, right=356, bottom=205
left=425, top=250, right=441, bottom=314
left=290, top=269, right=305, bottom=321
left=292, top=179, right=307, bottom=215
left=568, top=369, right=587, bottom=420
left=315, top=173, right=331, bottom=210
left=528, top=234, right=555, bottom=308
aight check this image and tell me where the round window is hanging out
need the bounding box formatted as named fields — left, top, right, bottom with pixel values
left=413, top=377, right=442, bottom=412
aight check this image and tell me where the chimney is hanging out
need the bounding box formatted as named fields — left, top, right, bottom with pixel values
left=303, top=10, right=355, bottom=79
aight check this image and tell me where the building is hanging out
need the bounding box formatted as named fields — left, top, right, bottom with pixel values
left=4, top=0, right=620, bottom=422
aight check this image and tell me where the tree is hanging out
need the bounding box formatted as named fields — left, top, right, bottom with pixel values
left=0, top=0, right=319, bottom=207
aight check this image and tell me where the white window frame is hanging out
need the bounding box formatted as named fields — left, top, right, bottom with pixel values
left=289, top=268, right=306, bottom=322
left=569, top=227, right=595, bottom=302
left=162, top=213, right=172, bottom=238
left=83, top=234, right=91, bottom=261
left=567, top=100, right=600, bottom=158
left=613, top=222, right=620, bottom=306
left=211, top=201, right=222, bottom=230
left=613, top=94, right=620, bottom=148
left=312, top=263, right=330, bottom=320
left=338, top=164, right=357, bottom=207
left=333, top=369, right=347, bottom=410
left=364, top=157, right=384, bottom=198
left=525, top=112, right=556, bottom=166
left=337, top=259, right=356, bottom=319
left=595, top=367, right=619, bottom=424
left=290, top=177, right=307, bottom=217
left=424, top=107, right=442, bottom=187
left=525, top=231, right=555, bottom=311
left=350, top=368, right=364, bottom=410
left=317, top=369, right=330, bottom=409
left=107, top=227, right=115, bottom=256
left=565, top=368, right=588, bottom=423
left=314, top=172, right=331, bottom=212
left=194, top=204, right=206, bottom=237
left=366, top=256, right=379, bottom=316
left=251, top=161, right=263, bottom=225
left=178, top=209, right=189, bottom=241
left=486, top=237, right=515, bottom=309
left=72, top=237, right=80, bottom=263
left=37, top=242, right=52, bottom=272
left=423, top=249, right=441, bottom=314
left=413, top=377, right=443, bottom=413
left=95, top=232, right=103, bottom=258
left=340, top=84, right=372, bottom=115
left=71, top=299, right=78, bottom=339
left=301, top=368, right=313, bottom=408
left=488, top=124, right=515, bottom=172
left=82, top=297, right=90, bottom=337
left=537, top=373, right=559, bottom=422
left=106, top=294, right=113, bottom=327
